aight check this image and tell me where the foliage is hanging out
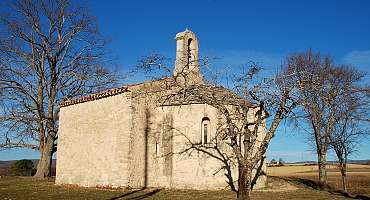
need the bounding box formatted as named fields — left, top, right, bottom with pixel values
left=10, top=159, right=34, bottom=176
left=278, top=158, right=285, bottom=166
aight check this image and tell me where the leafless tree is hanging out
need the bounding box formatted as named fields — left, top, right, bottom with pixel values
left=331, top=121, right=366, bottom=193
left=284, top=50, right=369, bottom=189
left=0, top=0, right=118, bottom=178
left=327, top=67, right=369, bottom=192
left=135, top=55, right=298, bottom=200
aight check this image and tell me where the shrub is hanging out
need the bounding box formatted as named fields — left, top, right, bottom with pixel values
left=278, top=158, right=285, bottom=166
left=10, top=160, right=34, bottom=176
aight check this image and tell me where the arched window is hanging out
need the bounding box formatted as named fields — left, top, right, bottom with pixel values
left=201, top=117, right=210, bottom=144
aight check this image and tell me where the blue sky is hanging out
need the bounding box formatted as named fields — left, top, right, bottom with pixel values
left=1, top=0, right=370, bottom=162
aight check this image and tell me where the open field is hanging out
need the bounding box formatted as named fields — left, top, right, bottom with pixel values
left=268, top=164, right=370, bottom=176
left=0, top=164, right=369, bottom=199
left=268, top=164, right=370, bottom=198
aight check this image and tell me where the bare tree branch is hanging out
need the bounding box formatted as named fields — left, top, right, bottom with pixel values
left=0, top=0, right=120, bottom=178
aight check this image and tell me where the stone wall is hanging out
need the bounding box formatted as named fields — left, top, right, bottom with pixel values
left=141, top=104, right=226, bottom=189
left=56, top=92, right=132, bottom=187
left=56, top=87, right=267, bottom=190
left=143, top=104, right=267, bottom=190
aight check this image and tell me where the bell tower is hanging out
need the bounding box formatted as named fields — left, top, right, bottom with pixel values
left=174, top=29, right=203, bottom=84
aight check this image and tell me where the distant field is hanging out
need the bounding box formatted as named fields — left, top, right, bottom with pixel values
left=267, top=164, right=370, bottom=198
left=268, top=164, right=370, bottom=176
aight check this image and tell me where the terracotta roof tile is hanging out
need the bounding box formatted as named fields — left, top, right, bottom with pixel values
left=59, top=86, right=129, bottom=108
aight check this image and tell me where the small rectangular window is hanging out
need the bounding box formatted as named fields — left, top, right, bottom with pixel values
left=155, top=142, right=160, bottom=156
left=203, top=124, right=208, bottom=144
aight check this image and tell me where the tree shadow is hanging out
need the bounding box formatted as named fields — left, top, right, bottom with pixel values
left=274, top=176, right=370, bottom=200
left=110, top=189, right=142, bottom=200
left=109, top=189, right=161, bottom=200
left=251, top=156, right=266, bottom=190
left=353, top=195, right=370, bottom=200
left=328, top=190, right=370, bottom=200
left=279, top=176, right=322, bottom=190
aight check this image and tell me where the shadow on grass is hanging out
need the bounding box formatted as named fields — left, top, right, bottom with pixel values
left=328, top=190, right=370, bottom=200
left=273, top=176, right=322, bottom=190
left=109, top=189, right=161, bottom=200
left=271, top=176, right=370, bottom=200
left=353, top=195, right=370, bottom=200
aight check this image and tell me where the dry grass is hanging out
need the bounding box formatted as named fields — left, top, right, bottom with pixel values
left=268, top=164, right=370, bottom=176
left=0, top=165, right=369, bottom=199
left=0, top=175, right=368, bottom=199
left=268, top=164, right=370, bottom=198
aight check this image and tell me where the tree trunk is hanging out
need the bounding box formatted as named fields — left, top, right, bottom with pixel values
left=237, top=165, right=252, bottom=200
left=34, top=136, right=55, bottom=178
left=341, top=163, right=347, bottom=193
left=317, top=150, right=328, bottom=189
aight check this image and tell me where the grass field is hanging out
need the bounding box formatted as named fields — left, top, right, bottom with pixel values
left=268, top=164, right=370, bottom=199
left=0, top=164, right=369, bottom=200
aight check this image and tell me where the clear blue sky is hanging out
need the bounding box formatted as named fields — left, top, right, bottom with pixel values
left=1, top=0, right=369, bottom=162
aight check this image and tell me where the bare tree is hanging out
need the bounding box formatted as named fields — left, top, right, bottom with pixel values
left=331, top=121, right=362, bottom=193
left=0, top=0, right=118, bottom=178
left=328, top=67, right=369, bottom=192
left=284, top=50, right=369, bottom=189
left=135, top=55, right=298, bottom=200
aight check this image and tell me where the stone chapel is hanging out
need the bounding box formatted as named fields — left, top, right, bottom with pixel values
left=56, top=29, right=267, bottom=190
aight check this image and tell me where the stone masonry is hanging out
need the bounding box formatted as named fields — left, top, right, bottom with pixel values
left=56, top=29, right=267, bottom=190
